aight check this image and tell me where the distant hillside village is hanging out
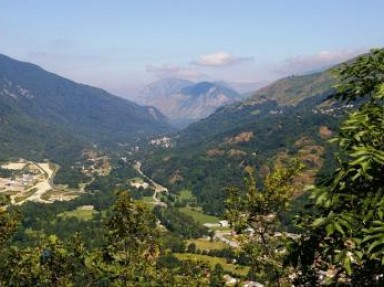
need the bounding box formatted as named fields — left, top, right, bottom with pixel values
left=149, top=136, right=174, bottom=148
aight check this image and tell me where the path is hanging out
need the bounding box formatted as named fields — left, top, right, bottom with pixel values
left=133, top=161, right=168, bottom=205
left=214, top=231, right=240, bottom=248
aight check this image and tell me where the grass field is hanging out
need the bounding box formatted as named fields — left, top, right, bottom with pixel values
left=141, top=196, right=154, bottom=203
left=177, top=189, right=196, bottom=201
left=14, top=188, right=38, bottom=203
left=179, top=207, right=220, bottom=224
left=58, top=208, right=97, bottom=220
left=139, top=196, right=156, bottom=210
left=186, top=238, right=227, bottom=251
left=174, top=253, right=249, bottom=277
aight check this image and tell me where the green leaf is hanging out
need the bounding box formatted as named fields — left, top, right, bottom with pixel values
left=334, top=251, right=343, bottom=263
left=350, top=148, right=370, bottom=157
left=334, top=222, right=345, bottom=235
left=367, top=238, right=384, bottom=254
left=354, top=250, right=364, bottom=260
left=311, top=217, right=327, bottom=228
left=315, top=190, right=328, bottom=205
left=337, top=217, right=352, bottom=231
left=362, top=233, right=384, bottom=243
left=326, top=223, right=335, bottom=236
left=372, top=150, right=384, bottom=164
left=344, top=256, right=352, bottom=275
left=349, top=155, right=370, bottom=167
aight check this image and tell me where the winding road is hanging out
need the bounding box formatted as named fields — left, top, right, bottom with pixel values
left=133, top=161, right=168, bottom=205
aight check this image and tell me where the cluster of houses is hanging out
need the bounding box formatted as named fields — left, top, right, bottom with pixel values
left=79, top=149, right=111, bottom=177
left=312, top=104, right=354, bottom=115
left=0, top=161, right=42, bottom=192
left=149, top=136, right=174, bottom=148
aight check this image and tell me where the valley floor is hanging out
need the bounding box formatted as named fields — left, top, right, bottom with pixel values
left=0, top=159, right=80, bottom=204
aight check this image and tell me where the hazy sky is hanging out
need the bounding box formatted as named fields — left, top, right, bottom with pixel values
left=1, top=0, right=383, bottom=97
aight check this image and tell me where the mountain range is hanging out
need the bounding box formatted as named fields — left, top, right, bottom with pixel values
left=0, top=54, right=171, bottom=162
left=0, top=52, right=354, bottom=211
left=137, top=78, right=242, bottom=127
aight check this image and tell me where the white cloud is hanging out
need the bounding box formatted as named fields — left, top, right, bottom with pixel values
left=193, top=52, right=253, bottom=67
left=276, top=49, right=367, bottom=75
left=146, top=64, right=206, bottom=80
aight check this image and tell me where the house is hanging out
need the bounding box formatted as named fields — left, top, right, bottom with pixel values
left=78, top=205, right=95, bottom=211
left=243, top=281, right=264, bottom=287
left=130, top=180, right=150, bottom=189
left=219, top=220, right=229, bottom=227
left=223, top=275, right=238, bottom=285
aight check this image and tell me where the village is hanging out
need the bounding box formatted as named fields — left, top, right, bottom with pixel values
left=0, top=158, right=87, bottom=204
left=0, top=159, right=55, bottom=204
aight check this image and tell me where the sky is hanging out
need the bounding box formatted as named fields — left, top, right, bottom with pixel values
left=1, top=0, right=383, bottom=98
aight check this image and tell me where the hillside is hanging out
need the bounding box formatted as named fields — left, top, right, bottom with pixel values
left=246, top=71, right=335, bottom=105
left=0, top=54, right=171, bottom=162
left=142, top=67, right=347, bottom=214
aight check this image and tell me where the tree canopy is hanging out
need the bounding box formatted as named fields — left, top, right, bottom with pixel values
left=292, top=48, right=384, bottom=286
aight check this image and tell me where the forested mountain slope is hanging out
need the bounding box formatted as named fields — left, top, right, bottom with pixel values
left=0, top=54, right=171, bottom=162
left=143, top=67, right=349, bottom=214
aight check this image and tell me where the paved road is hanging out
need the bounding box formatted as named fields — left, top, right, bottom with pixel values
left=133, top=161, right=168, bottom=205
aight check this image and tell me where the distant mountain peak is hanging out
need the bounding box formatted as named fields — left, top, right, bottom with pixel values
left=180, top=82, right=217, bottom=95
left=138, top=79, right=241, bottom=127
left=139, top=77, right=193, bottom=99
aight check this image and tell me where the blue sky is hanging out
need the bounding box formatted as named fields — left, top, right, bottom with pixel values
left=1, top=0, right=383, bottom=97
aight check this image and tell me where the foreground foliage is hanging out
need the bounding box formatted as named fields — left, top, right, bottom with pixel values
left=291, top=48, right=384, bottom=286
left=0, top=192, right=218, bottom=286
left=225, top=162, right=302, bottom=286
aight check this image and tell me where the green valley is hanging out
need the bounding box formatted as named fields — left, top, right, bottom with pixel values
left=0, top=48, right=383, bottom=286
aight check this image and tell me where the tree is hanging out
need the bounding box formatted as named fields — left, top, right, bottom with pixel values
left=0, top=190, right=214, bottom=286
left=187, top=242, right=197, bottom=254
left=0, top=196, right=22, bottom=285
left=0, top=196, right=20, bottom=248
left=0, top=233, right=94, bottom=286
left=225, top=162, right=302, bottom=287
left=101, top=190, right=159, bottom=286
left=209, top=263, right=226, bottom=287
left=291, top=48, right=384, bottom=286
